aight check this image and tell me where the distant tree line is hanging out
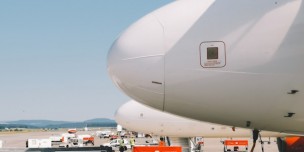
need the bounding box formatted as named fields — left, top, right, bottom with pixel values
left=0, top=124, right=34, bottom=129
left=0, top=122, right=117, bottom=129
left=87, top=122, right=117, bottom=127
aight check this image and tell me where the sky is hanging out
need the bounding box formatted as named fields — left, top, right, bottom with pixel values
left=0, top=0, right=173, bottom=121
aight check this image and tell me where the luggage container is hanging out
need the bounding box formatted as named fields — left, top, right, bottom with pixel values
left=27, top=139, right=52, bottom=148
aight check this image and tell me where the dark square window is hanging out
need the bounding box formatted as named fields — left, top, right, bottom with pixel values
left=207, top=47, right=218, bottom=59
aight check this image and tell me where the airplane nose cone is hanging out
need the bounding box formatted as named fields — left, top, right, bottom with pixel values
left=108, top=13, right=165, bottom=110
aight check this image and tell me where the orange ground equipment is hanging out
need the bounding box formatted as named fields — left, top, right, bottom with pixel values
left=133, top=146, right=182, bottom=152
left=285, top=137, right=304, bottom=152
left=224, top=140, right=248, bottom=152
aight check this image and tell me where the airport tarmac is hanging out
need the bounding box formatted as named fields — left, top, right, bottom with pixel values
left=0, top=129, right=106, bottom=148
left=0, top=129, right=280, bottom=152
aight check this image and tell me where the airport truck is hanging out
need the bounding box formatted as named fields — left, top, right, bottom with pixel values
left=96, top=131, right=111, bottom=138
left=103, top=139, right=131, bottom=149
left=61, top=133, right=76, bottom=143
left=59, top=138, right=83, bottom=148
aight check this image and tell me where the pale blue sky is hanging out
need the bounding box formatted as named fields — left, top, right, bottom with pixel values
left=0, top=0, right=173, bottom=121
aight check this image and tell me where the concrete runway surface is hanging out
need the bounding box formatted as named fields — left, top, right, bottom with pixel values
left=0, top=129, right=279, bottom=152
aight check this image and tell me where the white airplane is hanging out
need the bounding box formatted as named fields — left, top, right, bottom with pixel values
left=116, top=100, right=284, bottom=138
left=108, top=0, right=304, bottom=136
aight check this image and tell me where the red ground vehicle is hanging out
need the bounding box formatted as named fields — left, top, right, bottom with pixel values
left=224, top=140, right=248, bottom=152
left=110, top=135, right=118, bottom=140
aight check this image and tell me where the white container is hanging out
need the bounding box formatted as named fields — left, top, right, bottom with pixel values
left=49, top=136, right=62, bottom=142
left=27, top=139, right=51, bottom=148
left=61, top=133, right=76, bottom=143
left=28, top=139, right=39, bottom=148
left=38, top=139, right=52, bottom=148
left=117, top=125, right=122, bottom=132
left=0, top=140, right=3, bottom=148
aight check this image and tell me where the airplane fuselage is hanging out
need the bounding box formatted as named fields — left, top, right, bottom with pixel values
left=108, top=0, right=304, bottom=134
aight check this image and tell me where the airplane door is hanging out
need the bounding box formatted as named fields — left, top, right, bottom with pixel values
left=200, top=41, right=226, bottom=68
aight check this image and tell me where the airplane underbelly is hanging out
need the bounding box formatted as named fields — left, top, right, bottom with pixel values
left=164, top=68, right=304, bottom=132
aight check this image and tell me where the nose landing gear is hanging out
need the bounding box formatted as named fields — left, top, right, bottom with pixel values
left=250, top=129, right=264, bottom=152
